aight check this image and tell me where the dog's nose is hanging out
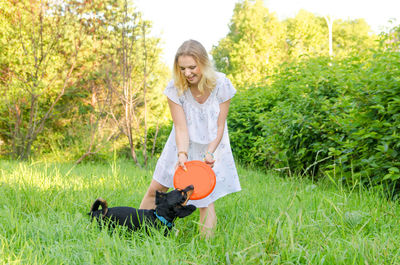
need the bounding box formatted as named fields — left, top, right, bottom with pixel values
left=184, top=185, right=194, bottom=191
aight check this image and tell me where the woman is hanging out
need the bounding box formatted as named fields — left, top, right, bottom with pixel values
left=140, top=39, right=241, bottom=238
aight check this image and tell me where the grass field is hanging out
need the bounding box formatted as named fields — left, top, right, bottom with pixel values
left=1, top=158, right=400, bottom=264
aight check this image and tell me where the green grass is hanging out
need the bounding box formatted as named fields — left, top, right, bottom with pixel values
left=1, top=159, right=400, bottom=264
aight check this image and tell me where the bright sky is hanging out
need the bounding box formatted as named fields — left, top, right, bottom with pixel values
left=134, top=0, right=400, bottom=67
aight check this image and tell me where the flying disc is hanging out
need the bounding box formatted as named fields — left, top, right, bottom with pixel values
left=173, top=160, right=216, bottom=200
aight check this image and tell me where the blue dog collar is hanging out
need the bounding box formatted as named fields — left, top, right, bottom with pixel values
left=154, top=211, right=173, bottom=228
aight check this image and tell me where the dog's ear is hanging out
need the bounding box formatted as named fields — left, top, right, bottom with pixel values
left=155, top=190, right=167, bottom=205
left=176, top=205, right=196, bottom=218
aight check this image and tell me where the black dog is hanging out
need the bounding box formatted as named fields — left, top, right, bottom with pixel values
left=89, top=185, right=196, bottom=235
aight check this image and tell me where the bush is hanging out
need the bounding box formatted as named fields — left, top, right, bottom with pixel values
left=228, top=48, right=400, bottom=192
left=137, top=121, right=173, bottom=159
left=335, top=51, right=400, bottom=188
left=228, top=86, right=278, bottom=167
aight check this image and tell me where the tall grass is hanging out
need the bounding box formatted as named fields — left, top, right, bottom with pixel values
left=1, top=159, right=400, bottom=264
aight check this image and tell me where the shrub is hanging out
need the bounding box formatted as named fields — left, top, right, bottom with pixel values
left=228, top=48, right=400, bottom=192
left=228, top=86, right=278, bottom=167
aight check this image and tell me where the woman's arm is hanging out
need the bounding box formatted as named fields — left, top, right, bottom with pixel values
left=168, top=98, right=189, bottom=170
left=205, top=99, right=231, bottom=167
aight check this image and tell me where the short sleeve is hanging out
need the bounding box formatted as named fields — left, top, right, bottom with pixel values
left=216, top=75, right=236, bottom=104
left=163, top=80, right=182, bottom=105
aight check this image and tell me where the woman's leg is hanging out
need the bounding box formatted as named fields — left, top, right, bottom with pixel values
left=199, top=203, right=217, bottom=238
left=139, top=179, right=169, bottom=209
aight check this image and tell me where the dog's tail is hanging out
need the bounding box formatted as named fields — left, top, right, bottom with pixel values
left=90, top=198, right=108, bottom=218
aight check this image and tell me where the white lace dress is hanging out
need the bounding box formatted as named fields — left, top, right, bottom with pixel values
left=152, top=72, right=241, bottom=208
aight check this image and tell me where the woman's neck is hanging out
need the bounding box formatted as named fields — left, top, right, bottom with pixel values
left=189, top=83, right=198, bottom=90
left=189, top=86, right=201, bottom=95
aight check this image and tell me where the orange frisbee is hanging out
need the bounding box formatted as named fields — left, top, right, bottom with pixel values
left=173, top=160, right=216, bottom=200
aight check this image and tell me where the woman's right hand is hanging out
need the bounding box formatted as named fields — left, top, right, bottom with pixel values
left=175, top=152, right=188, bottom=171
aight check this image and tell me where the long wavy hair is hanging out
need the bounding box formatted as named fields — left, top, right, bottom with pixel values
left=173, top=40, right=217, bottom=95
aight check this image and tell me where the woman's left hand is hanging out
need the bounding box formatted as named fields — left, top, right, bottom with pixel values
left=204, top=153, right=215, bottom=168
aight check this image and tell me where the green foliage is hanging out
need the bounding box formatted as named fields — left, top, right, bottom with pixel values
left=0, top=0, right=169, bottom=161
left=54, top=0, right=170, bottom=165
left=211, top=0, right=287, bottom=89
left=228, top=46, right=400, bottom=191
left=143, top=121, right=173, bottom=158
left=228, top=85, right=278, bottom=167
left=332, top=18, right=377, bottom=57
left=335, top=50, right=400, bottom=189
left=212, top=2, right=379, bottom=90
left=0, top=0, right=82, bottom=159
left=284, top=12, right=377, bottom=58
left=284, top=10, right=326, bottom=58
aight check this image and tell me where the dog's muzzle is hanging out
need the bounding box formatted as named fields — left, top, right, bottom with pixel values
left=181, top=185, right=194, bottom=205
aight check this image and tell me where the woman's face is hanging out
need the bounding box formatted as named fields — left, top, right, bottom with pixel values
left=178, top=55, right=202, bottom=86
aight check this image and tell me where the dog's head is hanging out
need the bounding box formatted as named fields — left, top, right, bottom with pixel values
left=155, top=185, right=196, bottom=222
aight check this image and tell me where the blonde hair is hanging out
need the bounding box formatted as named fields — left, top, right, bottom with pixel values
left=173, top=40, right=217, bottom=95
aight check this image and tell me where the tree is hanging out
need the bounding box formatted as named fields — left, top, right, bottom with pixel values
left=284, top=12, right=377, bottom=59
left=212, top=3, right=379, bottom=87
left=332, top=18, right=377, bottom=57
left=65, top=0, right=169, bottom=165
left=284, top=10, right=327, bottom=58
left=211, top=0, right=287, bottom=89
left=0, top=0, right=81, bottom=160
left=44, top=0, right=169, bottom=165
